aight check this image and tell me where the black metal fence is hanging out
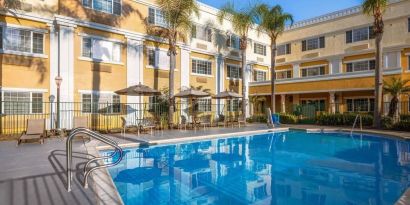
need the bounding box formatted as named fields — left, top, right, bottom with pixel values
left=0, top=101, right=243, bottom=135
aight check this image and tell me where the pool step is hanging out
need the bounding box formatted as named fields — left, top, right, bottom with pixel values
left=306, top=128, right=341, bottom=133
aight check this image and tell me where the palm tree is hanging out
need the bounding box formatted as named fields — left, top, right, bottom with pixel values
left=383, top=77, right=410, bottom=121
left=217, top=2, right=258, bottom=119
left=362, top=0, right=387, bottom=128
left=144, top=0, right=199, bottom=128
left=255, top=4, right=293, bottom=113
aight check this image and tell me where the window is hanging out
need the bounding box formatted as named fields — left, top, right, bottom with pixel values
left=277, top=44, right=291, bottom=56
left=254, top=43, right=266, bottom=56
left=195, top=98, right=212, bottom=112
left=408, top=18, right=410, bottom=32
left=301, top=66, right=325, bottom=77
left=227, top=65, right=241, bottom=79
left=81, top=93, right=121, bottom=113
left=148, top=8, right=167, bottom=27
left=81, top=37, right=121, bottom=63
left=2, top=91, right=43, bottom=114
left=346, top=98, right=374, bottom=112
left=3, top=27, right=44, bottom=54
left=302, top=36, right=325, bottom=51
left=276, top=70, right=292, bottom=79
left=227, top=34, right=240, bottom=49
left=82, top=0, right=121, bottom=15
left=192, top=25, right=212, bottom=42
left=0, top=27, right=2, bottom=50
left=253, top=70, right=267, bottom=82
left=146, top=47, right=170, bottom=69
left=192, top=59, right=212, bottom=75
left=346, top=60, right=375, bottom=72
left=227, top=99, right=241, bottom=112
left=301, top=99, right=325, bottom=112
left=385, top=52, right=399, bottom=69
left=346, top=26, right=374, bottom=43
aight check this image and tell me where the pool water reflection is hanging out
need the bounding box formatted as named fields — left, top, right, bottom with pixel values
left=103, top=131, right=410, bottom=205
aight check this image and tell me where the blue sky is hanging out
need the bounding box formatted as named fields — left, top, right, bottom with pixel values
left=199, top=0, right=363, bottom=22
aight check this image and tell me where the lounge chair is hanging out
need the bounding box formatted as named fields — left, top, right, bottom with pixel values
left=140, top=118, right=157, bottom=135
left=17, top=119, right=46, bottom=146
left=237, top=116, right=246, bottom=128
left=120, top=117, right=136, bottom=136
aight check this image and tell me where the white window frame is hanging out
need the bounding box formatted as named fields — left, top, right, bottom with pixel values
left=227, top=99, right=241, bottom=112
left=195, top=98, right=212, bottom=112
left=80, top=35, right=122, bottom=64
left=277, top=44, right=290, bottom=56
left=346, top=97, right=375, bottom=112
left=192, top=58, right=212, bottom=76
left=80, top=91, right=121, bottom=114
left=300, top=65, right=326, bottom=78
left=1, top=90, right=45, bottom=114
left=345, top=59, right=375, bottom=73
left=227, top=34, right=240, bottom=50
left=0, top=25, right=46, bottom=57
left=253, top=69, right=267, bottom=82
left=275, top=69, right=292, bottom=80
left=82, top=0, right=122, bottom=15
left=254, top=43, right=266, bottom=56
left=227, top=64, right=241, bottom=80
left=192, top=25, right=212, bottom=42
left=148, top=7, right=168, bottom=27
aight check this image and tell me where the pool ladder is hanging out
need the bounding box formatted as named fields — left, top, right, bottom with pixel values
left=66, top=127, right=124, bottom=192
left=350, top=114, right=363, bottom=135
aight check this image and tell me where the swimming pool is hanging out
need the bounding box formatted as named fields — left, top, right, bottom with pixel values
left=102, top=130, right=410, bottom=205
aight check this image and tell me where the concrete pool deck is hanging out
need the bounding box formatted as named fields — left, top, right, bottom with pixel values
left=0, top=123, right=409, bottom=205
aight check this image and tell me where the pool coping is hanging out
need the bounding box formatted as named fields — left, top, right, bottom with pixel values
left=87, top=127, right=289, bottom=205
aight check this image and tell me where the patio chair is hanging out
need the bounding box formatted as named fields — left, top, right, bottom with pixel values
left=237, top=116, right=246, bottom=128
left=120, top=117, right=135, bottom=137
left=199, top=115, right=212, bottom=129
left=178, top=115, right=188, bottom=130
left=140, top=118, right=157, bottom=135
left=72, top=116, right=90, bottom=140
left=17, top=119, right=46, bottom=146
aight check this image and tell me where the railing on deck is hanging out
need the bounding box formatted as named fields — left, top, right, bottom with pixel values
left=0, top=101, right=243, bottom=135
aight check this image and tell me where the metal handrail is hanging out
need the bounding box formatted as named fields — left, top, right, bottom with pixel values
left=350, top=114, right=363, bottom=135
left=66, top=127, right=123, bottom=192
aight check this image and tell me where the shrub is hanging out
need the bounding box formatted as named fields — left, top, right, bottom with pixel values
left=392, top=120, right=410, bottom=131
left=279, top=113, right=298, bottom=124
left=381, top=116, right=394, bottom=129
left=247, top=115, right=267, bottom=123
left=400, top=115, right=410, bottom=121
left=316, top=113, right=373, bottom=126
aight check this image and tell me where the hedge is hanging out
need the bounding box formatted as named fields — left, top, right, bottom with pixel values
left=316, top=113, right=373, bottom=126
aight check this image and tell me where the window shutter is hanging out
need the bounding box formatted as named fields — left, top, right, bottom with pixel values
left=226, top=35, right=231, bottom=47
left=346, top=30, right=353, bottom=43
left=0, top=27, right=2, bottom=49
left=319, top=66, right=325, bottom=75
left=346, top=63, right=353, bottom=72
left=191, top=26, right=196, bottom=38
left=207, top=29, right=212, bottom=42
left=254, top=43, right=257, bottom=54
left=286, top=43, right=291, bottom=54
left=113, top=0, right=121, bottom=15
left=302, top=40, right=306, bottom=51
left=408, top=18, right=410, bottom=32
left=239, top=67, right=242, bottom=78
left=369, top=26, right=375, bottom=39
left=369, top=60, right=376, bottom=70
left=301, top=69, right=307, bottom=77
left=287, top=70, right=292, bottom=78
left=148, top=8, right=155, bottom=24
left=263, top=45, right=266, bottom=56
left=227, top=66, right=231, bottom=78
left=319, top=36, right=325, bottom=48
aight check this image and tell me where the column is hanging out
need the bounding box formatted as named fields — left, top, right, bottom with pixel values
left=57, top=24, right=75, bottom=129
left=244, top=64, right=252, bottom=118
left=329, top=92, right=336, bottom=114
left=180, top=46, right=191, bottom=121
left=126, top=38, right=144, bottom=125
left=281, top=94, right=286, bottom=113
left=48, top=23, right=58, bottom=130
left=215, top=54, right=225, bottom=118
left=292, top=63, right=300, bottom=78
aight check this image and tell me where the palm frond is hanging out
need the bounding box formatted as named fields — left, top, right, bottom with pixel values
left=256, top=4, right=293, bottom=39
left=362, top=0, right=387, bottom=15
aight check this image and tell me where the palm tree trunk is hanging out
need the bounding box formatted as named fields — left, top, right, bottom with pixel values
left=241, top=49, right=247, bottom=119
left=374, top=33, right=383, bottom=128
left=270, top=39, right=277, bottom=113
left=388, top=96, right=398, bottom=119
left=168, top=46, right=176, bottom=128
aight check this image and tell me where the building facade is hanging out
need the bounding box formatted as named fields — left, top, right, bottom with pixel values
left=0, top=0, right=409, bottom=131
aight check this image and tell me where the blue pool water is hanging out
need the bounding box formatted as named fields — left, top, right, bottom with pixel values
left=102, top=130, right=410, bottom=205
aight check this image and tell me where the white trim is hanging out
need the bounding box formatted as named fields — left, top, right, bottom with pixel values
left=0, top=87, right=48, bottom=93
left=191, top=73, right=214, bottom=78
left=405, top=52, right=410, bottom=56
left=78, top=56, right=124, bottom=65
left=0, top=49, right=48, bottom=58
left=145, top=65, right=176, bottom=71
left=190, top=57, right=214, bottom=62
left=226, top=77, right=242, bottom=81
left=78, top=33, right=124, bottom=44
